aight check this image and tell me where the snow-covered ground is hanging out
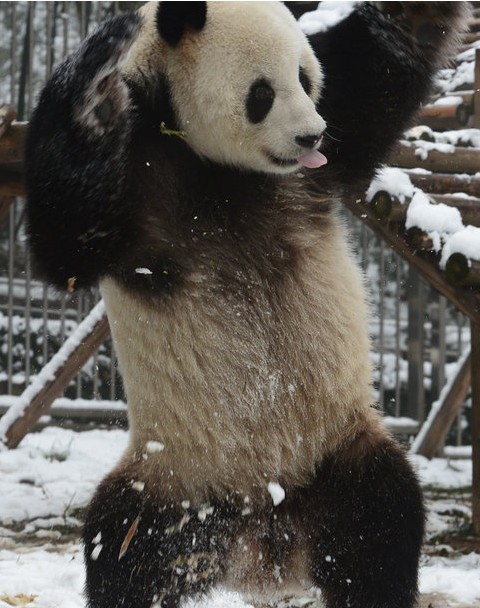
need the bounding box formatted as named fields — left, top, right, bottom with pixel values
left=0, top=426, right=478, bottom=608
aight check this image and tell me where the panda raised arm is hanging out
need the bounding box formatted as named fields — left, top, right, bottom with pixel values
left=307, top=1, right=470, bottom=187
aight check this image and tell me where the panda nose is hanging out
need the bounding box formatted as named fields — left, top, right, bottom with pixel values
left=295, top=134, right=322, bottom=149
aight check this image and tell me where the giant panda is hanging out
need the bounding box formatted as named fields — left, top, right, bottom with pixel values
left=25, top=2, right=469, bottom=608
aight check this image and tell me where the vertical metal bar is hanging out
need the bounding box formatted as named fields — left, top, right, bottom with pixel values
left=430, top=291, right=446, bottom=401
left=394, top=256, right=402, bottom=417
left=407, top=268, right=425, bottom=422
left=110, top=345, right=117, bottom=401
left=45, top=2, right=55, bottom=78
left=26, top=1, right=35, bottom=118
left=471, top=321, right=480, bottom=534
left=10, top=2, right=17, bottom=104
left=378, top=240, right=385, bottom=410
left=42, top=284, right=49, bottom=366
left=62, top=1, right=69, bottom=59
left=7, top=204, right=16, bottom=395
left=24, top=249, right=32, bottom=386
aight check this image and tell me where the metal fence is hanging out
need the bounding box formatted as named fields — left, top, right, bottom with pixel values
left=0, top=2, right=472, bottom=444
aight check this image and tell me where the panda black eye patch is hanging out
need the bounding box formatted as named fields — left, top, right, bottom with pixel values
left=246, top=78, right=275, bottom=124
left=299, top=67, right=312, bottom=96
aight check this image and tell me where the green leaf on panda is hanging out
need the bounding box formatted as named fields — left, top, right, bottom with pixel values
left=159, top=121, right=186, bottom=140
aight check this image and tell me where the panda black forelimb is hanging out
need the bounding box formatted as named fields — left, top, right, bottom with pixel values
left=309, top=1, right=470, bottom=188
left=25, top=12, right=142, bottom=290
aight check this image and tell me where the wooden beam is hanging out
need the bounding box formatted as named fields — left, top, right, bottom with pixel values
left=472, top=321, right=480, bottom=535
left=0, top=121, right=27, bottom=171
left=392, top=141, right=480, bottom=174
left=474, top=49, right=480, bottom=129
left=411, top=350, right=471, bottom=458
left=342, top=197, right=480, bottom=325
left=406, top=171, right=480, bottom=199
left=0, top=303, right=111, bottom=449
left=0, top=105, right=17, bottom=139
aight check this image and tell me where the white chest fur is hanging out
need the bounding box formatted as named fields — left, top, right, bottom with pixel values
left=100, top=214, right=382, bottom=505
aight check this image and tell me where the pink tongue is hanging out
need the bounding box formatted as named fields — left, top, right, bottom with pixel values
left=297, top=149, right=328, bottom=169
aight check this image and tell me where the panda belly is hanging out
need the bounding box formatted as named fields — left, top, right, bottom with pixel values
left=100, top=228, right=381, bottom=506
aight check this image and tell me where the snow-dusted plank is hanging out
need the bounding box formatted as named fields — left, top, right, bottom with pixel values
left=411, top=349, right=471, bottom=458
left=0, top=300, right=110, bottom=449
left=392, top=140, right=480, bottom=174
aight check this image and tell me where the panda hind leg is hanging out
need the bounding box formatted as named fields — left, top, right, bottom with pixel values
left=83, top=470, right=238, bottom=608
left=301, top=435, right=425, bottom=608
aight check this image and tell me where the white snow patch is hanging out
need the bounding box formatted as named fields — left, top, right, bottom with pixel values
left=267, top=481, right=285, bottom=506
left=441, top=225, right=480, bottom=267
left=420, top=553, right=480, bottom=604
left=299, top=2, right=360, bottom=35
left=146, top=440, right=165, bottom=453
left=405, top=191, right=464, bottom=236
left=366, top=167, right=415, bottom=204
left=135, top=267, right=153, bottom=275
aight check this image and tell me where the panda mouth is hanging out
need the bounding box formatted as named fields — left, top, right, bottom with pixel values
left=267, top=149, right=328, bottom=170
left=267, top=154, right=300, bottom=168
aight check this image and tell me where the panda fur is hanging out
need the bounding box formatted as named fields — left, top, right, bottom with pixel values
left=25, top=2, right=469, bottom=608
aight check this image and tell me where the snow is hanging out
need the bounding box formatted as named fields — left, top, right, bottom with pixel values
left=405, top=191, right=464, bottom=236
left=441, top=225, right=480, bottom=266
left=366, top=167, right=415, bottom=204
left=0, top=426, right=478, bottom=607
left=298, top=2, right=360, bottom=35
left=267, top=481, right=286, bottom=506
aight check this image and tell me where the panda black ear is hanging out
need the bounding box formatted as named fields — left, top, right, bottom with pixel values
left=156, top=1, right=207, bottom=47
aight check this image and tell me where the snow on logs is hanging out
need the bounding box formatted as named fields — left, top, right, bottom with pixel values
left=391, top=140, right=480, bottom=175
left=368, top=189, right=480, bottom=287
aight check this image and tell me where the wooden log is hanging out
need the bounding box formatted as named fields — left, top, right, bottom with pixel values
left=406, top=171, right=480, bottom=199
left=472, top=321, right=480, bottom=535
left=418, top=101, right=472, bottom=130
left=445, top=253, right=480, bottom=287
left=411, top=350, right=471, bottom=458
left=0, top=121, right=27, bottom=171
left=0, top=302, right=111, bottom=449
left=406, top=227, right=435, bottom=252
left=369, top=189, right=480, bottom=228
left=391, top=141, right=480, bottom=174
left=0, top=105, right=17, bottom=139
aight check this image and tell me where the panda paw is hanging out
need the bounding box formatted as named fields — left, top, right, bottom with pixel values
left=72, top=12, right=141, bottom=136
left=375, top=1, right=471, bottom=66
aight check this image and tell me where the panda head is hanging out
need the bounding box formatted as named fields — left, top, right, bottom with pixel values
left=125, top=1, right=327, bottom=175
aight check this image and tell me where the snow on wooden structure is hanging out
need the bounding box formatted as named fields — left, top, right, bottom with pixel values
left=0, top=300, right=109, bottom=449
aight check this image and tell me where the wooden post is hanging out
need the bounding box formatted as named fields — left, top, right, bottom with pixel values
left=0, top=303, right=110, bottom=449
left=474, top=49, right=480, bottom=129
left=412, top=350, right=471, bottom=457
left=472, top=321, right=480, bottom=535
left=407, top=269, right=425, bottom=421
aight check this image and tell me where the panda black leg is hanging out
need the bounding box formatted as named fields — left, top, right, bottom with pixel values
left=303, top=436, right=425, bottom=608
left=83, top=470, right=238, bottom=608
